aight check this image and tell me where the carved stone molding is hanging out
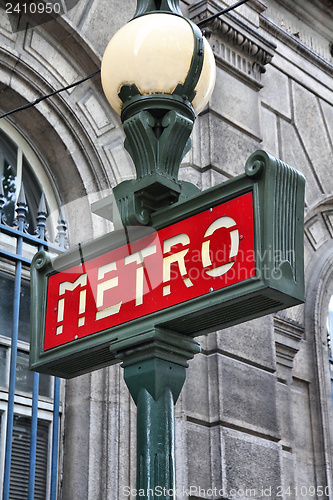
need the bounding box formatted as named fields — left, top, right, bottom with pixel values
left=189, top=0, right=276, bottom=89
left=274, top=316, right=304, bottom=372
left=305, top=212, right=333, bottom=251
left=260, top=16, right=333, bottom=77
left=322, top=210, right=333, bottom=238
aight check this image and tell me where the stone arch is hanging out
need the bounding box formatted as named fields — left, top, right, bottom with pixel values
left=0, top=17, right=137, bottom=498
left=0, top=15, right=134, bottom=241
left=303, top=199, right=333, bottom=489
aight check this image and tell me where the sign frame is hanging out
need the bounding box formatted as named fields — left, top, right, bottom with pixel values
left=30, top=150, right=305, bottom=378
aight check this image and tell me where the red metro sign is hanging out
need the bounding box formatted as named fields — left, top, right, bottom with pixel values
left=30, top=151, right=306, bottom=378
left=44, top=192, right=255, bottom=350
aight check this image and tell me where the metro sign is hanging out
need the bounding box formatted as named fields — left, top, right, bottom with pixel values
left=44, top=193, right=254, bottom=350
left=30, top=151, right=305, bottom=378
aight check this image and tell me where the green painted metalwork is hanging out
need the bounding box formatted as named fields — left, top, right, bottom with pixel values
left=133, top=0, right=183, bottom=18
left=120, top=329, right=200, bottom=497
left=113, top=106, right=199, bottom=225
left=30, top=149, right=305, bottom=379
left=115, top=96, right=199, bottom=224
left=30, top=150, right=305, bottom=500
left=29, top=3, right=305, bottom=498
left=113, top=0, right=205, bottom=224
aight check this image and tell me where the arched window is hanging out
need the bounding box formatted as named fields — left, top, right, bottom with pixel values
left=0, top=122, right=66, bottom=500
left=0, top=121, right=58, bottom=235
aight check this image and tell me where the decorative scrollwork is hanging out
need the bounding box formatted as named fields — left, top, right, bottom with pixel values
left=33, top=250, right=50, bottom=271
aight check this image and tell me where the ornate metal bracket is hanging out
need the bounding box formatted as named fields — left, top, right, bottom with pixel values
left=114, top=90, right=200, bottom=226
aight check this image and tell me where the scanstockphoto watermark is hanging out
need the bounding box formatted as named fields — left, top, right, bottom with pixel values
left=1, top=0, right=80, bottom=31
left=123, top=486, right=263, bottom=498
left=124, top=485, right=332, bottom=498
left=123, top=485, right=243, bottom=498
left=123, top=485, right=267, bottom=497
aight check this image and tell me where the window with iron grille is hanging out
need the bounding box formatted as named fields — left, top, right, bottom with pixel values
left=0, top=122, right=67, bottom=500
left=0, top=415, right=49, bottom=500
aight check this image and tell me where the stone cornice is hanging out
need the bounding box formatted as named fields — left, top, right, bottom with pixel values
left=274, top=316, right=304, bottom=343
left=274, top=316, right=304, bottom=369
left=260, top=16, right=333, bottom=77
left=189, top=0, right=276, bottom=88
left=272, top=0, right=333, bottom=41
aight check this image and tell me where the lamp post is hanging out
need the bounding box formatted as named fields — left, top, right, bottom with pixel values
left=100, top=2, right=215, bottom=498
left=28, top=5, right=305, bottom=496
left=101, top=0, right=216, bottom=226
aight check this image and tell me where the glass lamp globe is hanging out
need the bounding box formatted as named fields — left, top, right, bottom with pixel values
left=101, top=13, right=216, bottom=116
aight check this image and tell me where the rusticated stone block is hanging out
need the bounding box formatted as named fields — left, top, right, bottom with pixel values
left=223, top=428, right=282, bottom=499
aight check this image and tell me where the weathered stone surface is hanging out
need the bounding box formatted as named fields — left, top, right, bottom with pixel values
left=280, top=450, right=296, bottom=500
left=279, top=118, right=324, bottom=209
left=1, top=1, right=333, bottom=498
left=206, top=316, right=276, bottom=371
left=209, top=114, right=261, bottom=176
left=223, top=428, right=282, bottom=498
left=261, top=65, right=291, bottom=119
left=77, top=0, right=136, bottom=57
left=276, top=382, right=293, bottom=450
left=261, top=106, right=279, bottom=157
left=292, top=81, right=333, bottom=196
left=62, top=374, right=92, bottom=500
left=320, top=99, right=333, bottom=145
left=183, top=353, right=211, bottom=422
left=186, top=423, right=215, bottom=493
left=211, top=67, right=262, bottom=140
left=290, top=378, right=317, bottom=487
left=305, top=214, right=331, bottom=250
left=216, top=355, right=280, bottom=439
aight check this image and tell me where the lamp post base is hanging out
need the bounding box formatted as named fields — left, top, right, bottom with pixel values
left=117, top=329, right=200, bottom=498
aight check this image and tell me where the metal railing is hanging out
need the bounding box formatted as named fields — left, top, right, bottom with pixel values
left=0, top=180, right=67, bottom=500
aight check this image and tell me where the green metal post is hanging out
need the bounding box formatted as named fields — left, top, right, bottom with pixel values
left=120, top=329, right=200, bottom=499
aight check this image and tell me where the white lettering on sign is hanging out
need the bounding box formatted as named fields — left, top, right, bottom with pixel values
left=201, top=216, right=239, bottom=277
left=124, top=245, right=157, bottom=306
left=56, top=274, right=87, bottom=334
left=96, top=262, right=121, bottom=321
left=55, top=222, right=240, bottom=333
left=45, top=192, right=255, bottom=351
left=162, top=234, right=193, bottom=296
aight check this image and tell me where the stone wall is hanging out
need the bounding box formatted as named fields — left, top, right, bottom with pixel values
left=0, top=0, right=332, bottom=498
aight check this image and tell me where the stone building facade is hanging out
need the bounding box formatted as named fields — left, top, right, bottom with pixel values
left=0, top=0, right=332, bottom=498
